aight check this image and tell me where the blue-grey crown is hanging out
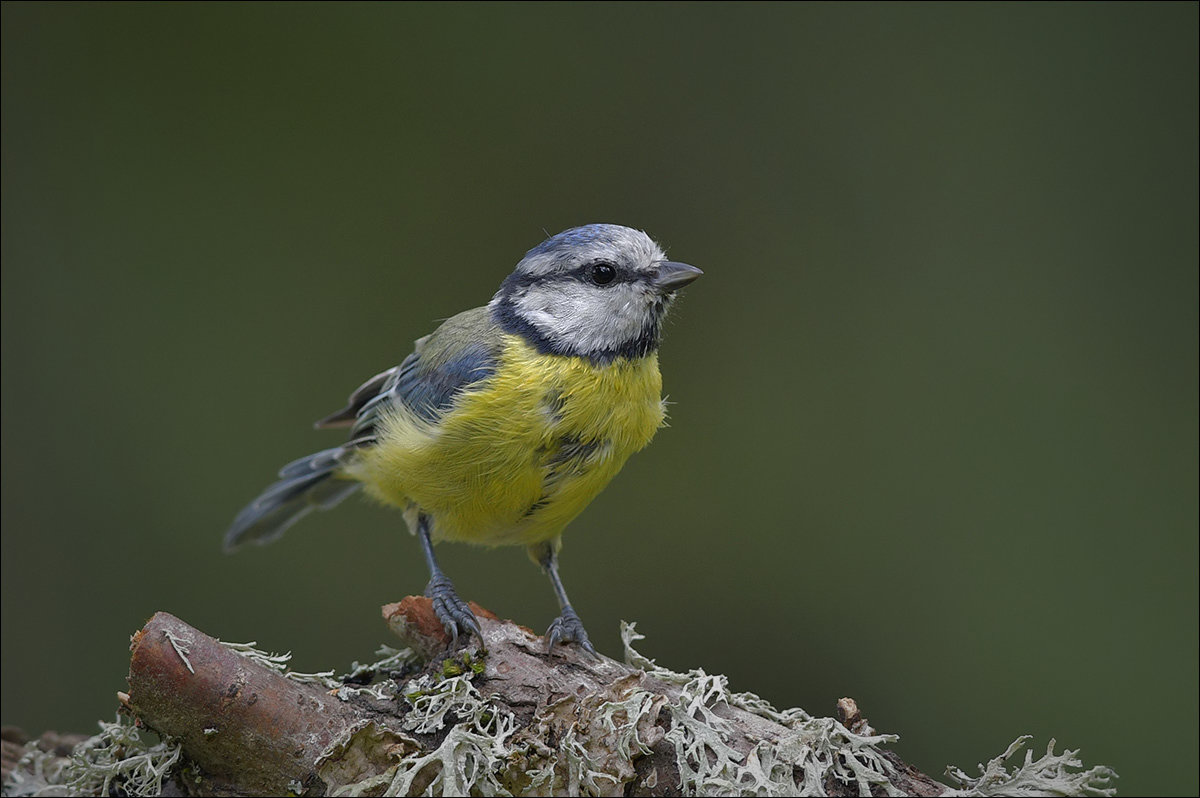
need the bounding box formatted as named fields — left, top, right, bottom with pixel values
left=514, top=224, right=663, bottom=277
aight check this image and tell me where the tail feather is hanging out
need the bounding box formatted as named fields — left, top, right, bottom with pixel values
left=224, top=447, right=361, bottom=552
left=277, top=447, right=347, bottom=479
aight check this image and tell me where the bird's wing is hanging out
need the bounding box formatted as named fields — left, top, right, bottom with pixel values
left=314, top=306, right=502, bottom=446
left=313, top=365, right=401, bottom=429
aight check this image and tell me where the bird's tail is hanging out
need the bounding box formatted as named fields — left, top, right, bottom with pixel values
left=223, top=447, right=361, bottom=552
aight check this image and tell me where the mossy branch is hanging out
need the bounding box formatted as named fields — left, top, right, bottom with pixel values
left=1, top=601, right=1117, bottom=797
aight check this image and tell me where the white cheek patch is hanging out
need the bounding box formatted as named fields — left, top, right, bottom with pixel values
left=514, top=281, right=655, bottom=356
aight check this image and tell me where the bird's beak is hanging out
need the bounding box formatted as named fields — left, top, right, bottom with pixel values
left=653, top=261, right=703, bottom=293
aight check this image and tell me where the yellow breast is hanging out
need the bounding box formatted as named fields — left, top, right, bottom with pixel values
left=348, top=334, right=665, bottom=547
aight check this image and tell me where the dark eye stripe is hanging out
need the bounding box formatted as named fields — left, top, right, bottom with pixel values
left=567, top=261, right=636, bottom=286
left=496, top=262, right=642, bottom=294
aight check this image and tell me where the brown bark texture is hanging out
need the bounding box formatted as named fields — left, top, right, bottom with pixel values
left=9, top=602, right=950, bottom=797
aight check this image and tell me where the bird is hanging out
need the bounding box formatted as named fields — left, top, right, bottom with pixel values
left=224, top=224, right=701, bottom=655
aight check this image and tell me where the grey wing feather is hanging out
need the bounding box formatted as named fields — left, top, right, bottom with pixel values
left=277, top=447, right=349, bottom=479
left=346, top=354, right=416, bottom=440
left=389, top=343, right=496, bottom=423
left=345, top=307, right=504, bottom=437
left=224, top=306, right=503, bottom=552
left=315, top=365, right=402, bottom=429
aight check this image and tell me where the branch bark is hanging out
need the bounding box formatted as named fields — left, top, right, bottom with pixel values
left=125, top=612, right=371, bottom=795
left=106, top=601, right=947, bottom=796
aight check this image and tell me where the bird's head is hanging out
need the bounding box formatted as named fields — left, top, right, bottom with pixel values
left=490, top=224, right=701, bottom=362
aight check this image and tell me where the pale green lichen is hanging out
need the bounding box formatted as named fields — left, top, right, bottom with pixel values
left=333, top=666, right=520, bottom=796
left=2, top=630, right=1120, bottom=798
left=4, top=714, right=182, bottom=797
left=337, top=644, right=418, bottom=701
left=329, top=624, right=915, bottom=796
left=515, top=679, right=666, bottom=796
left=619, top=621, right=905, bottom=797
left=544, top=724, right=623, bottom=796
left=2, top=744, right=68, bottom=797
left=163, top=629, right=195, bottom=674
left=943, top=735, right=1118, bottom=797
left=221, top=639, right=417, bottom=701
left=219, top=638, right=340, bottom=688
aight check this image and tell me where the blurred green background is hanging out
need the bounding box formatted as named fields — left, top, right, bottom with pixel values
left=2, top=2, right=1196, bottom=795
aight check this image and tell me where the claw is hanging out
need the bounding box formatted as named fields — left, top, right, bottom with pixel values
left=545, top=605, right=598, bottom=658
left=425, top=574, right=482, bottom=650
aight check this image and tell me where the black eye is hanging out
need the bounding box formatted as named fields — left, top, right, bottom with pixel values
left=589, top=262, right=617, bottom=285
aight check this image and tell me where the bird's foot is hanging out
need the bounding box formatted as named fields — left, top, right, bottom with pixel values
left=425, top=574, right=482, bottom=650
left=545, top=604, right=598, bottom=657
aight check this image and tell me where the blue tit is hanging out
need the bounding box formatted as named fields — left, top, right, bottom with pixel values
left=224, top=224, right=701, bottom=654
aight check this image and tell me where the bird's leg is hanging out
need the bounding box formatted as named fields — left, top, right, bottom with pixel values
left=418, top=513, right=482, bottom=650
left=534, top=541, right=598, bottom=657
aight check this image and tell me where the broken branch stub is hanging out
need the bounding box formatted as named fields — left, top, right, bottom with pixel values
left=126, top=612, right=363, bottom=795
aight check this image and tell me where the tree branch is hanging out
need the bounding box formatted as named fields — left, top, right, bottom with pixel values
left=1, top=601, right=1117, bottom=797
